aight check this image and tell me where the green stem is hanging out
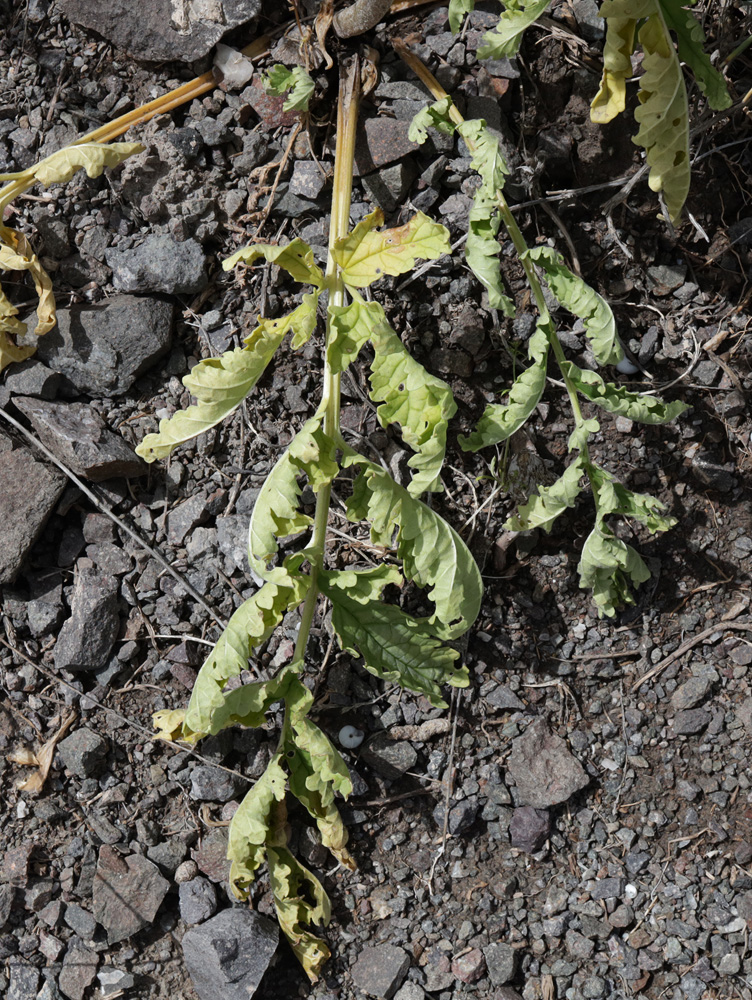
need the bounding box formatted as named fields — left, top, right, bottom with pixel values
left=292, top=54, right=362, bottom=664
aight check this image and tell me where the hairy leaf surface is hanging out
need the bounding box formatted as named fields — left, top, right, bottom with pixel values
left=460, top=323, right=549, bottom=450
left=526, top=246, right=622, bottom=366
left=183, top=584, right=309, bottom=735
left=563, top=361, right=689, bottom=423
left=334, top=209, right=450, bottom=288
left=505, top=455, right=586, bottom=532
left=262, top=64, right=315, bottom=112
left=223, top=238, right=324, bottom=288
left=322, top=577, right=468, bottom=708
left=341, top=450, right=483, bottom=638
left=477, top=0, right=552, bottom=60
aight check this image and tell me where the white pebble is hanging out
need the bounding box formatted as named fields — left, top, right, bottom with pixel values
left=616, top=357, right=640, bottom=375
left=339, top=725, right=364, bottom=749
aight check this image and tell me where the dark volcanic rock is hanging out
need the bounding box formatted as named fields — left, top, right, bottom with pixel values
left=53, top=568, right=120, bottom=672
left=56, top=0, right=262, bottom=62
left=0, top=428, right=66, bottom=585
left=58, top=938, right=98, bottom=1000
left=509, top=805, right=551, bottom=853
left=351, top=944, right=411, bottom=999
left=57, top=728, right=108, bottom=778
left=107, top=236, right=207, bottom=295
left=92, top=846, right=170, bottom=944
left=35, top=295, right=173, bottom=397
left=182, top=908, right=279, bottom=1000
left=507, top=719, right=589, bottom=808
left=14, top=398, right=146, bottom=480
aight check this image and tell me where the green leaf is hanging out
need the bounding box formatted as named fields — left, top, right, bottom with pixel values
left=590, top=463, right=676, bottom=534
left=321, top=574, right=468, bottom=708
left=341, top=450, right=483, bottom=638
left=248, top=417, right=339, bottom=578
left=448, top=0, right=476, bottom=33
left=30, top=141, right=144, bottom=187
left=334, top=209, right=451, bottom=288
left=136, top=316, right=293, bottom=462
left=223, top=237, right=324, bottom=288
left=505, top=455, right=586, bottom=532
left=262, top=64, right=315, bottom=112
left=658, top=0, right=731, bottom=111
left=456, top=119, right=514, bottom=314
left=563, top=361, right=690, bottom=424
left=363, top=299, right=458, bottom=495
left=568, top=416, right=601, bottom=454
left=577, top=524, right=651, bottom=617
left=477, top=0, right=552, bottom=60
left=322, top=564, right=404, bottom=602
left=183, top=583, right=309, bottom=735
left=267, top=847, right=331, bottom=982
left=525, top=246, right=622, bottom=366
left=200, top=662, right=303, bottom=735
left=327, top=299, right=373, bottom=373
left=459, top=323, right=549, bottom=450
left=591, top=10, right=637, bottom=123
left=408, top=97, right=456, bottom=144
left=227, top=754, right=288, bottom=895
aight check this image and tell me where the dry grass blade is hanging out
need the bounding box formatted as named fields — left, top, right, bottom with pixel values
left=10, top=710, right=76, bottom=793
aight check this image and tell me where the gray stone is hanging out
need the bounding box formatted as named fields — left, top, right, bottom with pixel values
left=361, top=735, right=417, bottom=779
left=570, top=0, right=604, bottom=40
left=58, top=939, right=99, bottom=1000
left=591, top=877, right=625, bottom=900
left=507, top=719, right=589, bottom=808
left=566, top=929, right=595, bottom=959
left=690, top=452, right=736, bottom=492
left=485, top=683, right=525, bottom=712
left=483, top=942, right=516, bottom=986
left=509, top=805, right=550, bottom=853
left=7, top=958, right=40, bottom=1000
left=351, top=944, right=411, bottom=999
left=35, top=295, right=173, bottom=397
left=26, top=571, right=64, bottom=637
left=394, top=985, right=425, bottom=1000
left=672, top=708, right=711, bottom=735
left=97, top=969, right=135, bottom=998
left=14, top=398, right=146, bottom=481
left=147, top=839, right=188, bottom=875
left=92, top=846, right=170, bottom=944
left=189, top=765, right=246, bottom=803
left=53, top=569, right=120, bottom=672
left=107, top=236, right=207, bottom=295
left=671, top=674, right=714, bottom=711
left=3, top=359, right=60, bottom=399
left=0, top=429, right=66, bottom=585
left=289, top=160, right=330, bottom=199
left=182, top=908, right=279, bottom=1000
left=179, top=877, right=218, bottom=925
left=57, top=728, right=108, bottom=777
left=63, top=903, right=97, bottom=940
left=232, top=131, right=270, bottom=175
left=56, top=0, right=262, bottom=62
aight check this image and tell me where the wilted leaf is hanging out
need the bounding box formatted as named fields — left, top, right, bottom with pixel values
left=267, top=847, right=331, bottom=982
left=505, top=455, right=586, bottom=533
left=578, top=524, right=651, bottom=617
left=563, top=361, right=689, bottom=424
left=13, top=711, right=75, bottom=793
left=227, top=755, right=288, bottom=895
left=223, top=238, right=324, bottom=288
left=591, top=10, right=636, bottom=123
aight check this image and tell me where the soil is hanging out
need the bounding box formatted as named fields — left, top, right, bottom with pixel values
left=1, top=2, right=752, bottom=1000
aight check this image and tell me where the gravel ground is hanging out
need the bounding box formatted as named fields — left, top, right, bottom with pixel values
left=1, top=2, right=752, bottom=1000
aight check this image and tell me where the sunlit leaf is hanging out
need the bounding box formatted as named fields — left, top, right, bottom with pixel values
left=334, top=208, right=451, bottom=288
left=227, top=755, right=288, bottom=895
left=591, top=11, right=636, bottom=123
left=262, top=64, right=315, bottom=112
left=267, top=847, right=331, bottom=982
left=223, top=237, right=325, bottom=288
left=590, top=463, right=677, bottom=534
left=408, top=97, right=456, bottom=144
left=477, top=0, right=552, bottom=60
left=578, top=524, right=651, bottom=617
left=505, top=455, right=586, bottom=532
left=563, top=361, right=689, bottom=423
left=32, top=141, right=143, bottom=186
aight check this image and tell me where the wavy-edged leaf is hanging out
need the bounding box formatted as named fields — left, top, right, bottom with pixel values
left=568, top=415, right=601, bottom=454
left=563, top=361, right=689, bottom=424
left=634, top=6, right=690, bottom=222
left=526, top=246, right=622, bottom=366
left=223, top=237, right=324, bottom=288
left=248, top=417, right=338, bottom=578
left=32, top=141, right=144, bottom=187
left=327, top=299, right=372, bottom=373
left=263, top=64, right=315, bottom=112
left=322, top=575, right=468, bottom=708
left=459, top=323, right=549, bottom=450
left=0, top=230, right=56, bottom=366
left=659, top=0, right=731, bottom=110
left=334, top=208, right=451, bottom=288
left=267, top=847, right=331, bottom=982
left=477, top=0, right=552, bottom=60
left=322, top=565, right=404, bottom=602
left=448, top=0, right=476, bottom=33
left=408, top=97, right=456, bottom=144
left=136, top=318, right=291, bottom=462
left=577, top=524, right=651, bottom=617
left=590, top=463, right=676, bottom=533
left=591, top=10, right=637, bottom=123
left=505, top=455, right=586, bottom=532
left=227, top=755, right=288, bottom=895
left=341, top=449, right=483, bottom=638
left=183, top=582, right=309, bottom=735
left=366, top=301, right=457, bottom=495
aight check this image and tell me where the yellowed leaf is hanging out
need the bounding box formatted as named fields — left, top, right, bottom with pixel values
left=14, top=711, right=75, bottom=793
